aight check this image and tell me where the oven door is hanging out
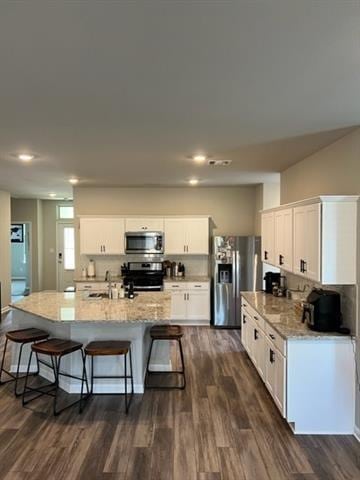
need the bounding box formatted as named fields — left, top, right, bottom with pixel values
left=125, top=231, right=164, bottom=254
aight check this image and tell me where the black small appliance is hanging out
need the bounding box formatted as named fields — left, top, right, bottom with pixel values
left=302, top=288, right=344, bottom=332
left=264, top=272, right=281, bottom=294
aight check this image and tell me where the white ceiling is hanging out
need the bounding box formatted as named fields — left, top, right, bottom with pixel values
left=0, top=1, right=359, bottom=198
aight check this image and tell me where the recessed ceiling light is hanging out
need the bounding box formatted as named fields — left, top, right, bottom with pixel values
left=69, top=178, right=79, bottom=185
left=189, top=178, right=199, bottom=186
left=18, top=153, right=34, bottom=162
left=192, top=154, right=207, bottom=163
left=49, top=193, right=56, bottom=198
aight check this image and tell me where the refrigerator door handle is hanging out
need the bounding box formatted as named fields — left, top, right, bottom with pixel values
left=236, top=251, right=240, bottom=298
left=253, top=253, right=258, bottom=291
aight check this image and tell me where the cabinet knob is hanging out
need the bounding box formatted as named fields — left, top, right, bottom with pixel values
left=279, top=254, right=284, bottom=266
left=270, top=349, right=275, bottom=363
left=269, top=334, right=275, bottom=340
left=254, top=329, right=258, bottom=340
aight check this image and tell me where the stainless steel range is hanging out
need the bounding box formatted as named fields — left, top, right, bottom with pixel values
left=122, top=262, right=164, bottom=291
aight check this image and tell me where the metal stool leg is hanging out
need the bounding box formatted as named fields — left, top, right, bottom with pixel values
left=53, top=355, right=61, bottom=416
left=129, top=347, right=134, bottom=396
left=0, top=338, right=9, bottom=384
left=145, top=338, right=155, bottom=387
left=14, top=342, right=25, bottom=396
left=22, top=350, right=33, bottom=406
left=178, top=339, right=186, bottom=390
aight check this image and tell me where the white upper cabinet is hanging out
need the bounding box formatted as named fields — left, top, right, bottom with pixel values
left=261, top=212, right=275, bottom=264
left=125, top=218, right=164, bottom=232
left=262, top=196, right=358, bottom=284
left=274, top=208, right=293, bottom=272
left=80, top=218, right=125, bottom=255
left=164, top=218, right=209, bottom=255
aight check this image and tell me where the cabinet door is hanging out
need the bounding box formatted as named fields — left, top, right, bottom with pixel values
left=101, top=218, right=125, bottom=255
left=265, top=338, right=276, bottom=397
left=275, top=209, right=293, bottom=271
left=187, top=290, right=210, bottom=321
left=80, top=218, right=104, bottom=255
left=241, top=310, right=249, bottom=352
left=261, top=212, right=275, bottom=264
left=253, top=327, right=265, bottom=380
left=125, top=218, right=164, bottom=232
left=303, top=204, right=321, bottom=282
left=170, top=290, right=187, bottom=320
left=293, top=206, right=306, bottom=276
left=164, top=219, right=186, bottom=254
left=274, top=350, right=286, bottom=417
left=185, top=218, right=209, bottom=254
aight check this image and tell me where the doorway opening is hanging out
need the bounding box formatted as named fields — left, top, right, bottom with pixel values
left=57, top=222, right=75, bottom=292
left=11, top=222, right=31, bottom=302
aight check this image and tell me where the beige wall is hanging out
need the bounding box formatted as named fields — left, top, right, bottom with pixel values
left=74, top=186, right=257, bottom=236
left=281, top=128, right=360, bottom=204
left=74, top=186, right=258, bottom=277
left=0, top=190, right=11, bottom=309
left=254, top=185, right=263, bottom=236
left=280, top=127, right=360, bottom=432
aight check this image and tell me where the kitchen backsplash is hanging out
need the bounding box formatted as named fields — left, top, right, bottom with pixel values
left=283, top=271, right=357, bottom=334
left=79, top=255, right=210, bottom=278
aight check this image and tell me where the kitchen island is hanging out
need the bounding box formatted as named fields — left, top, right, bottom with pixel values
left=9, top=291, right=172, bottom=393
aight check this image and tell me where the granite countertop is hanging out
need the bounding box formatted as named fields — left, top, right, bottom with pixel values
left=163, top=276, right=210, bottom=283
left=74, top=276, right=123, bottom=283
left=241, top=291, right=351, bottom=340
left=10, top=291, right=171, bottom=324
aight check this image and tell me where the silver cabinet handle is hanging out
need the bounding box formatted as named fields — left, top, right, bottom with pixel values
left=187, top=293, right=189, bottom=300
left=254, top=316, right=258, bottom=321
left=269, top=334, right=275, bottom=340
left=184, top=293, right=186, bottom=300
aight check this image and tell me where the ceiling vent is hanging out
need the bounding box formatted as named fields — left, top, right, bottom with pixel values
left=208, top=159, right=232, bottom=166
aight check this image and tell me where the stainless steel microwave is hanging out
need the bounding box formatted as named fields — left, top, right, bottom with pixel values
left=125, top=231, right=164, bottom=254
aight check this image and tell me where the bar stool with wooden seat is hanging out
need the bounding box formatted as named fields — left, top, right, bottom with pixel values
left=22, top=338, right=89, bottom=416
left=80, top=340, right=134, bottom=414
left=145, top=325, right=186, bottom=389
left=0, top=328, right=49, bottom=396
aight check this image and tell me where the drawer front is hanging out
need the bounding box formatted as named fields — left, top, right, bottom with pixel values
left=265, top=323, right=286, bottom=356
left=246, top=304, right=266, bottom=332
left=187, top=282, right=210, bottom=291
left=76, top=282, right=108, bottom=292
left=163, top=282, right=185, bottom=291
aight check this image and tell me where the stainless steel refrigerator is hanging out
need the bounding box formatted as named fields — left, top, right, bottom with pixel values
left=211, top=236, right=262, bottom=328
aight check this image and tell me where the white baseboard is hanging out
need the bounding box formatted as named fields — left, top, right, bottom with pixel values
left=1, top=306, right=10, bottom=314
left=354, top=425, right=360, bottom=442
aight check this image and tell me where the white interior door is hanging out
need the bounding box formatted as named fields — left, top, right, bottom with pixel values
left=57, top=223, right=75, bottom=291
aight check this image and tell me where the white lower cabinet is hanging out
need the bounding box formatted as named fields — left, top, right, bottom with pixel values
left=241, top=295, right=355, bottom=434
left=242, top=300, right=287, bottom=418
left=164, top=281, right=210, bottom=324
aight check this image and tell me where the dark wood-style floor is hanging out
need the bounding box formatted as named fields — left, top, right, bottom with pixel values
left=0, top=314, right=359, bottom=480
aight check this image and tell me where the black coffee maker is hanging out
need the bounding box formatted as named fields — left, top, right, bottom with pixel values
left=302, top=288, right=343, bottom=332
left=264, top=272, right=281, bottom=294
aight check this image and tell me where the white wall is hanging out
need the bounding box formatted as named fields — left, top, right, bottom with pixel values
left=0, top=190, right=11, bottom=309
left=280, top=127, right=360, bottom=433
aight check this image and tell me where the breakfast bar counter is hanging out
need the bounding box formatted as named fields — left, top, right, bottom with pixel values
left=9, top=291, right=172, bottom=393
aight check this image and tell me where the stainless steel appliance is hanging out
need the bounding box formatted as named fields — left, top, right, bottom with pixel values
left=211, top=236, right=262, bottom=328
left=125, top=231, right=164, bottom=254
left=122, top=262, right=164, bottom=291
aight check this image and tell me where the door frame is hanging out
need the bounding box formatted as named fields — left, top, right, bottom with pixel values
left=56, top=220, right=75, bottom=292
left=11, top=221, right=32, bottom=294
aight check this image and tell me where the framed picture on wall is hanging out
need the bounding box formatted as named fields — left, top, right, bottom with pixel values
left=11, top=224, right=24, bottom=243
